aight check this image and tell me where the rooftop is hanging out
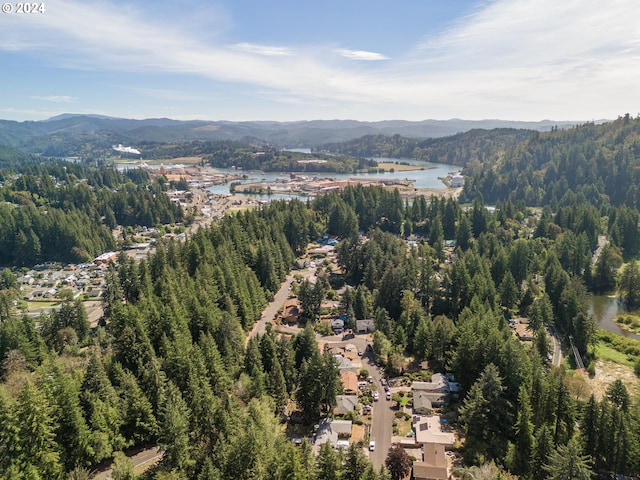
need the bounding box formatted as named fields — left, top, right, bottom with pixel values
left=413, top=415, right=455, bottom=446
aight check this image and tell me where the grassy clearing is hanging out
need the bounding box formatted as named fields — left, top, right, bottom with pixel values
left=376, top=162, right=432, bottom=172
left=26, top=300, right=59, bottom=309
left=396, top=417, right=413, bottom=437
left=595, top=330, right=640, bottom=366
left=594, top=342, right=634, bottom=366
left=587, top=331, right=640, bottom=399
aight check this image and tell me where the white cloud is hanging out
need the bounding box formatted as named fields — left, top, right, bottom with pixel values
left=231, top=43, right=293, bottom=57
left=1, top=0, right=640, bottom=120
left=335, top=49, right=389, bottom=61
left=31, top=95, right=78, bottom=103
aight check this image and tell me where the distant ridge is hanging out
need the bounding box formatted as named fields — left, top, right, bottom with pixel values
left=0, top=114, right=595, bottom=155
left=44, top=113, right=125, bottom=122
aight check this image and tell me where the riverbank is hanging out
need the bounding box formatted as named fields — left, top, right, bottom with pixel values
left=589, top=294, right=640, bottom=341
left=615, top=312, right=640, bottom=335
left=375, top=162, right=434, bottom=172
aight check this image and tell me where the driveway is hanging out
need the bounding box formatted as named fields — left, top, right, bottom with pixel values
left=246, top=268, right=315, bottom=345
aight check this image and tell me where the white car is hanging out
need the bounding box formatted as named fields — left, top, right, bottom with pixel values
left=373, top=392, right=379, bottom=401
left=369, top=440, right=376, bottom=451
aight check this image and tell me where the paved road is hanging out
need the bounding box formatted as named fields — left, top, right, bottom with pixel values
left=549, top=325, right=563, bottom=367
left=93, top=446, right=162, bottom=479
left=365, top=353, right=393, bottom=468
left=305, top=332, right=393, bottom=467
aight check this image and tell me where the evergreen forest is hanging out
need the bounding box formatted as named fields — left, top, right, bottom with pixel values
left=0, top=156, right=183, bottom=266
left=1, top=116, right=640, bottom=479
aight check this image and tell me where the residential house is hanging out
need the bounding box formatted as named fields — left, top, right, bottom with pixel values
left=413, top=415, right=455, bottom=447
left=449, top=174, right=464, bottom=188
left=281, top=299, right=301, bottom=325
left=334, top=395, right=358, bottom=415
left=17, top=275, right=34, bottom=286
left=356, top=319, right=375, bottom=334
left=341, top=371, right=359, bottom=395
left=331, top=318, right=345, bottom=334
left=315, top=419, right=353, bottom=448
left=512, top=321, right=535, bottom=341
left=412, top=443, right=449, bottom=480
left=413, top=391, right=433, bottom=415
left=412, top=373, right=450, bottom=407
left=413, top=373, right=448, bottom=393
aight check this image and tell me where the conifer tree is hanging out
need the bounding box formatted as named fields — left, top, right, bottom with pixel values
left=17, top=380, right=64, bottom=478
left=344, top=443, right=368, bottom=480
left=316, top=442, right=341, bottom=480
left=532, top=425, right=554, bottom=480
left=159, top=381, right=194, bottom=474
left=0, top=385, right=21, bottom=474
left=459, top=363, right=512, bottom=463
left=543, top=436, right=593, bottom=480
left=509, top=386, right=534, bottom=477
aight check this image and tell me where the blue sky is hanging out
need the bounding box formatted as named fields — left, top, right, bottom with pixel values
left=1, top=0, right=639, bottom=122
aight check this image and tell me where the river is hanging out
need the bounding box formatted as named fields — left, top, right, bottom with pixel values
left=589, top=295, right=640, bottom=341
left=206, top=158, right=460, bottom=198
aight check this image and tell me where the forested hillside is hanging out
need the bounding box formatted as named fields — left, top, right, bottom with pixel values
left=1, top=182, right=639, bottom=478
left=320, top=129, right=535, bottom=166
left=462, top=114, right=640, bottom=208
left=0, top=156, right=183, bottom=265
left=206, top=145, right=375, bottom=173
left=1, top=116, right=640, bottom=479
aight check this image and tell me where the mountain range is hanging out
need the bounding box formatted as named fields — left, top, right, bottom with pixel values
left=0, top=114, right=589, bottom=155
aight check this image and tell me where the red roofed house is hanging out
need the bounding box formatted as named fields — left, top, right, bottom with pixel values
left=341, top=371, right=359, bottom=395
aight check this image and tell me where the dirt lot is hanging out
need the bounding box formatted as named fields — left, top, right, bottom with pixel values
left=351, top=424, right=365, bottom=445
left=586, top=359, right=639, bottom=400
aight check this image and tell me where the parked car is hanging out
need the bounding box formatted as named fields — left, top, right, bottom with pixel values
left=373, top=392, right=379, bottom=401
left=386, top=391, right=391, bottom=401
left=369, top=441, right=376, bottom=451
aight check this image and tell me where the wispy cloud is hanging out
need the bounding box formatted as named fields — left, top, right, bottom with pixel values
left=31, top=95, right=78, bottom=103
left=231, top=42, right=293, bottom=57
left=2, top=0, right=640, bottom=120
left=335, top=49, right=389, bottom=61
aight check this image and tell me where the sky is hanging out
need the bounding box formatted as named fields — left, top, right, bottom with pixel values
left=1, top=0, right=639, bottom=122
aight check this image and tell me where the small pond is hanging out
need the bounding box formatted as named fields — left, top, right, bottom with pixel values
left=589, top=295, right=640, bottom=341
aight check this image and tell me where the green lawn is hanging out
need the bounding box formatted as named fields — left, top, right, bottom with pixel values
left=594, top=342, right=634, bottom=367
left=26, top=300, right=59, bottom=309
left=595, top=330, right=640, bottom=367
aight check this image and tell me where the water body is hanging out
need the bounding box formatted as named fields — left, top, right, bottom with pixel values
left=207, top=158, right=459, bottom=197
left=589, top=295, right=640, bottom=340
